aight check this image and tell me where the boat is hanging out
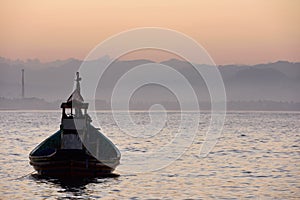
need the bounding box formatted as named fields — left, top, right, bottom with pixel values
left=29, top=72, right=121, bottom=178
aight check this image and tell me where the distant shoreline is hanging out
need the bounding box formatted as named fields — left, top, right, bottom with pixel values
left=0, top=100, right=300, bottom=112
left=0, top=110, right=300, bottom=116
left=1, top=97, right=299, bottom=112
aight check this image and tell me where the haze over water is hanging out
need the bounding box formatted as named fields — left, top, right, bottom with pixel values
left=0, top=111, right=299, bottom=199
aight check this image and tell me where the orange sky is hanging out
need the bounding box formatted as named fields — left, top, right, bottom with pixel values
left=0, top=0, right=299, bottom=65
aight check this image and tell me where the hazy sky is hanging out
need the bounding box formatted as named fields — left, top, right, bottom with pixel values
left=1, top=0, right=299, bottom=65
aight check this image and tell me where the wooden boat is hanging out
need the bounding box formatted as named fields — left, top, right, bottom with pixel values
left=29, top=72, right=121, bottom=178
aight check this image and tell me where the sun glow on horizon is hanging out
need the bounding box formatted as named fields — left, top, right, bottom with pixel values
left=0, top=0, right=299, bottom=65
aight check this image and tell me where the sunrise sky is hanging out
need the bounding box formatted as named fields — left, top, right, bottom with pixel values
left=1, top=0, right=299, bottom=65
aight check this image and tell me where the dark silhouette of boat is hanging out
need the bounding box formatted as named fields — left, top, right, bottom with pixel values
left=29, top=72, right=120, bottom=177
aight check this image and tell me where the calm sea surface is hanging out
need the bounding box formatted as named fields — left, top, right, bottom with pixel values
left=0, top=111, right=299, bottom=199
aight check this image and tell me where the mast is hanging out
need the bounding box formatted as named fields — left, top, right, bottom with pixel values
left=75, top=72, right=82, bottom=93
left=22, top=69, right=25, bottom=98
left=67, top=72, right=84, bottom=103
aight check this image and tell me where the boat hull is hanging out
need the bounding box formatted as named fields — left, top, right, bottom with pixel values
left=29, top=129, right=121, bottom=178
left=30, top=149, right=118, bottom=178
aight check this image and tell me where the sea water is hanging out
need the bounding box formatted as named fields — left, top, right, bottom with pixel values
left=0, top=111, right=299, bottom=199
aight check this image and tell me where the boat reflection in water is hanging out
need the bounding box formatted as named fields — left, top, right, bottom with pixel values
left=29, top=72, right=121, bottom=178
left=31, top=173, right=120, bottom=191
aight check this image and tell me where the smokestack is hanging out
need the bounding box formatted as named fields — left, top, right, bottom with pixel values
left=22, top=69, right=25, bottom=98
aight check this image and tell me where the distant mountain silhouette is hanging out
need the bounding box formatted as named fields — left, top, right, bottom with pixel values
left=0, top=57, right=299, bottom=104
left=233, top=68, right=287, bottom=82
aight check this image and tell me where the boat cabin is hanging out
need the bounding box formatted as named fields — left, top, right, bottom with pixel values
left=59, top=72, right=89, bottom=150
